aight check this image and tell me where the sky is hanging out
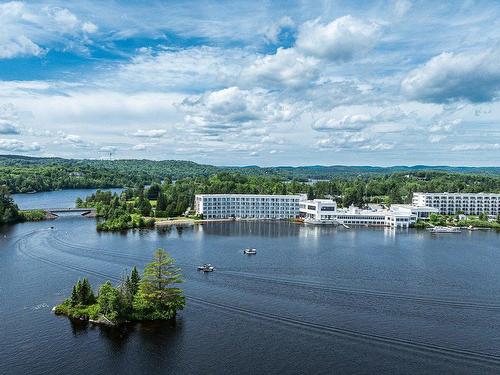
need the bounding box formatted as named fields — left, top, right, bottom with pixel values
left=0, top=0, right=500, bottom=166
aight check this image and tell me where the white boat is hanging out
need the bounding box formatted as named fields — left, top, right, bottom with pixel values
left=304, top=218, right=337, bottom=225
left=243, top=248, right=257, bottom=255
left=429, top=226, right=461, bottom=233
left=197, top=264, right=215, bottom=272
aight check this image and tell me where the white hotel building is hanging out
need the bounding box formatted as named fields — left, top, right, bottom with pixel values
left=194, top=194, right=306, bottom=219
left=412, top=192, right=500, bottom=215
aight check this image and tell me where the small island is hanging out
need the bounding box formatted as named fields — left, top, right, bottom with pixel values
left=54, top=248, right=185, bottom=325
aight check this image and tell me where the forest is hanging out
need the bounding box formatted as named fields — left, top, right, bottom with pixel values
left=2, top=154, right=500, bottom=194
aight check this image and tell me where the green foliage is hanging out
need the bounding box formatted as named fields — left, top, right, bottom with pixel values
left=54, top=300, right=100, bottom=320
left=137, top=194, right=152, bottom=216
left=410, top=220, right=431, bottom=229
left=19, top=209, right=46, bottom=221
left=0, top=156, right=221, bottom=194
left=133, top=249, right=185, bottom=320
left=69, top=278, right=96, bottom=307
left=97, top=281, right=124, bottom=321
left=55, top=251, right=184, bottom=324
left=156, top=193, right=167, bottom=212
left=0, top=185, right=20, bottom=224
left=130, top=266, right=140, bottom=296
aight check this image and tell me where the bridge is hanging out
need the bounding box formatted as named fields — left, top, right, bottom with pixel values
left=23, top=207, right=97, bottom=218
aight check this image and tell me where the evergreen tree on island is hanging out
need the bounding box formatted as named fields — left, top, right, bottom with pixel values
left=54, top=249, right=184, bottom=324
left=133, top=249, right=185, bottom=320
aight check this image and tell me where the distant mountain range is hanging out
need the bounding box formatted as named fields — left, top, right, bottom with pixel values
left=1, top=154, right=500, bottom=179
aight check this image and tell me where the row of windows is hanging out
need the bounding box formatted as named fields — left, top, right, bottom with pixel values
left=203, top=203, right=298, bottom=207
left=205, top=214, right=294, bottom=219
left=200, top=197, right=299, bottom=202
left=336, top=215, right=386, bottom=220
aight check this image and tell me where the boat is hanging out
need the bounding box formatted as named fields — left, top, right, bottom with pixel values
left=304, top=218, right=338, bottom=225
left=197, top=264, right=215, bottom=272
left=428, top=226, right=461, bottom=233
left=243, top=248, right=257, bottom=255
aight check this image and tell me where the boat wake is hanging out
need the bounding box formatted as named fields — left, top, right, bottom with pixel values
left=217, top=270, right=500, bottom=311
left=14, top=229, right=500, bottom=368
left=37, top=231, right=500, bottom=312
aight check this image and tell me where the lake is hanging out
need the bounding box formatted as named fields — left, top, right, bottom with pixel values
left=13, top=188, right=123, bottom=210
left=1, top=190, right=500, bottom=374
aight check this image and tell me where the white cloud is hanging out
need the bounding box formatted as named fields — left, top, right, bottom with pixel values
left=393, top=0, right=412, bottom=17
left=402, top=50, right=500, bottom=103
left=117, top=46, right=249, bottom=92
left=99, top=145, right=117, bottom=153
left=429, top=135, right=446, bottom=143
left=130, top=129, right=166, bottom=138
left=295, top=16, right=381, bottom=61
left=429, top=118, right=462, bottom=132
left=51, top=132, right=92, bottom=149
left=313, top=113, right=373, bottom=131
left=0, top=104, right=21, bottom=134
left=50, top=8, right=79, bottom=31
left=0, top=121, right=20, bottom=134
left=316, top=132, right=393, bottom=152
left=180, top=87, right=295, bottom=137
left=451, top=143, right=500, bottom=151
left=0, top=35, right=43, bottom=59
left=0, top=2, right=98, bottom=59
left=264, top=16, right=295, bottom=44
left=0, top=138, right=40, bottom=152
left=312, top=106, right=414, bottom=133
left=241, top=47, right=319, bottom=89
left=82, top=22, right=98, bottom=34
left=132, top=144, right=147, bottom=151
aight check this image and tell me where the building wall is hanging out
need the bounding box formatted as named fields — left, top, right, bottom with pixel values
left=195, top=194, right=304, bottom=219
left=412, top=193, right=500, bottom=215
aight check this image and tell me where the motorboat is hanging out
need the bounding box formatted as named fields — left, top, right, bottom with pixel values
left=429, top=226, right=461, bottom=233
left=243, top=248, right=257, bottom=255
left=197, top=264, right=215, bottom=272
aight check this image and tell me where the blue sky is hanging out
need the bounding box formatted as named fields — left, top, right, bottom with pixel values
left=1, top=0, right=500, bottom=166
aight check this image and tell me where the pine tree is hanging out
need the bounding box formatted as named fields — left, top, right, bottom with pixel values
left=156, top=193, right=167, bottom=212
left=130, top=266, right=140, bottom=296
left=137, top=194, right=152, bottom=216
left=80, top=278, right=95, bottom=305
left=70, top=284, right=79, bottom=306
left=133, top=249, right=185, bottom=320
left=75, top=279, right=83, bottom=304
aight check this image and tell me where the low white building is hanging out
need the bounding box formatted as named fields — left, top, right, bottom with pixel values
left=391, top=204, right=439, bottom=220
left=412, top=192, right=500, bottom=215
left=299, top=199, right=337, bottom=221
left=299, top=199, right=431, bottom=228
left=194, top=194, right=306, bottom=219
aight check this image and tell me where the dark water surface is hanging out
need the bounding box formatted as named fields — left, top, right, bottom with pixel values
left=1, top=193, right=500, bottom=374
